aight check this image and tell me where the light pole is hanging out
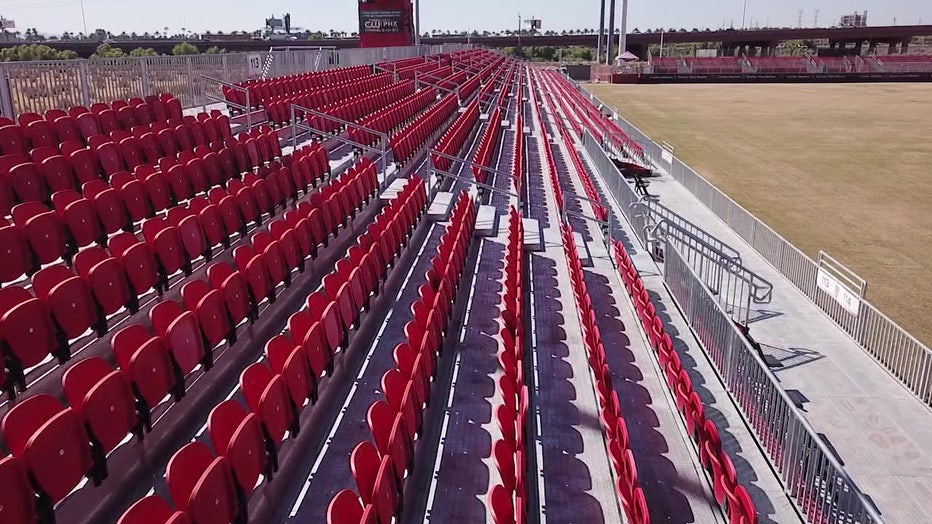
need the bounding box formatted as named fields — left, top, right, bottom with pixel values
left=606, top=0, right=616, bottom=64
left=741, top=0, right=748, bottom=30
left=80, top=0, right=88, bottom=36
left=596, top=0, right=606, bottom=66
left=414, top=0, right=420, bottom=46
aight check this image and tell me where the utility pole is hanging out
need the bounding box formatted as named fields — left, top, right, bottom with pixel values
left=741, top=0, right=748, bottom=30
left=596, top=0, right=606, bottom=64
left=80, top=0, right=88, bottom=35
left=517, top=12, right=522, bottom=53
left=814, top=10, right=819, bottom=27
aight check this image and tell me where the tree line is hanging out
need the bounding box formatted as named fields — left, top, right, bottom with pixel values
left=0, top=42, right=226, bottom=62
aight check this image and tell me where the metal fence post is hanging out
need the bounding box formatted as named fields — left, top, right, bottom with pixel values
left=0, top=64, right=15, bottom=118
left=79, top=60, right=92, bottom=107
left=139, top=58, right=151, bottom=97
left=185, top=56, right=195, bottom=108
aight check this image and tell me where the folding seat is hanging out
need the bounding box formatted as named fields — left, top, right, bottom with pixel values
left=208, top=189, right=244, bottom=238
left=49, top=190, right=100, bottom=250
left=231, top=142, right=250, bottom=174
left=73, top=246, right=135, bottom=316
left=171, top=124, right=194, bottom=154
left=327, top=490, right=366, bottom=524
left=265, top=335, right=312, bottom=408
left=62, top=357, right=139, bottom=456
left=2, top=394, right=100, bottom=503
left=207, top=262, right=253, bottom=325
left=149, top=98, right=170, bottom=125
left=118, top=495, right=191, bottom=524
left=189, top=197, right=227, bottom=251
left=240, top=363, right=297, bottom=470
left=150, top=300, right=208, bottom=375
left=142, top=218, right=190, bottom=279
left=189, top=120, right=208, bottom=148
left=111, top=324, right=180, bottom=425
left=287, top=309, right=329, bottom=381
left=137, top=132, right=161, bottom=165
left=0, top=455, right=39, bottom=524
left=33, top=264, right=104, bottom=341
left=203, top=118, right=221, bottom=148
left=166, top=97, right=183, bottom=123
left=181, top=280, right=232, bottom=349
left=116, top=106, right=137, bottom=130
left=229, top=182, right=260, bottom=227
left=252, top=231, right=290, bottom=288
left=74, top=112, right=102, bottom=143
left=83, top=179, right=130, bottom=235
left=108, top=172, right=151, bottom=222
left=24, top=120, right=56, bottom=150
left=12, top=202, right=67, bottom=265
left=0, top=219, right=33, bottom=283
left=269, top=221, right=303, bottom=273
left=156, top=128, right=178, bottom=158
left=112, top=100, right=130, bottom=112
left=201, top=151, right=224, bottom=188
left=109, top=232, right=161, bottom=296
left=138, top=169, right=173, bottom=213
left=7, top=161, right=47, bottom=204
left=133, top=103, right=154, bottom=127
left=52, top=115, right=82, bottom=145
left=67, top=146, right=102, bottom=184
left=118, top=136, right=146, bottom=170
left=39, top=153, right=77, bottom=193
left=208, top=401, right=268, bottom=500
left=163, top=163, right=193, bottom=203
left=234, top=245, right=273, bottom=307
left=166, top=442, right=239, bottom=524
left=95, top=141, right=125, bottom=176
left=243, top=174, right=273, bottom=216
left=0, top=286, right=60, bottom=389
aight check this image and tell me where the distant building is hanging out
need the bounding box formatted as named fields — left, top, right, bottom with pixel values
left=839, top=11, right=868, bottom=28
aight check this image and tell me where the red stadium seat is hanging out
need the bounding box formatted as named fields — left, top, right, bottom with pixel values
left=118, top=495, right=191, bottom=524
left=51, top=189, right=102, bottom=248
left=32, top=264, right=103, bottom=340
left=62, top=357, right=139, bottom=454
left=166, top=442, right=239, bottom=524
left=150, top=300, right=208, bottom=375
left=112, top=324, right=180, bottom=423
left=328, top=490, right=365, bottom=524
left=181, top=279, right=232, bottom=348
left=240, top=363, right=297, bottom=470
left=1, top=394, right=98, bottom=503
left=0, top=455, right=38, bottom=524
left=0, top=218, right=33, bottom=283
left=207, top=401, right=267, bottom=498
left=109, top=232, right=161, bottom=296
left=207, top=262, right=252, bottom=325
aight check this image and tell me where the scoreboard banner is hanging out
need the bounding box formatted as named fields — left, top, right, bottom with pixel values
left=360, top=9, right=404, bottom=33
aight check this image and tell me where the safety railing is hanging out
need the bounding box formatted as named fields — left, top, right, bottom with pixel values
left=653, top=219, right=772, bottom=325
left=663, top=241, right=883, bottom=524
left=561, top=189, right=614, bottom=252
left=199, top=74, right=255, bottom=132
left=290, top=103, right=392, bottom=185
left=633, top=198, right=742, bottom=263
left=575, top=78, right=932, bottom=409
left=578, top=129, right=646, bottom=245
left=427, top=148, right=522, bottom=204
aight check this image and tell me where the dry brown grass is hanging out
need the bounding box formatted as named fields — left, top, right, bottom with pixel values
left=587, top=83, right=932, bottom=345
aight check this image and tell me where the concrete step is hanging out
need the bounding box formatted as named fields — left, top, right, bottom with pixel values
left=574, top=231, right=592, bottom=267
left=522, top=218, right=543, bottom=251
left=379, top=178, right=409, bottom=205
left=474, top=205, right=499, bottom=237
left=427, top=191, right=455, bottom=221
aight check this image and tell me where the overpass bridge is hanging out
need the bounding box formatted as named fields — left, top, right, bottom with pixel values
left=5, top=25, right=932, bottom=58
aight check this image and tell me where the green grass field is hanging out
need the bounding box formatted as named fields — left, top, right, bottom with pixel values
left=587, top=83, right=932, bottom=345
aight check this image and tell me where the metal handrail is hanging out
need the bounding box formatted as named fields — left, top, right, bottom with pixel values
left=290, top=103, right=392, bottom=183
left=414, top=75, right=461, bottom=102
left=199, top=74, right=253, bottom=131
left=632, top=198, right=743, bottom=264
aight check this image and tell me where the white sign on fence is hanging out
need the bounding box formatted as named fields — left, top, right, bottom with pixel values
left=247, top=53, right=263, bottom=77
left=817, top=268, right=861, bottom=315
left=661, top=149, right=673, bottom=165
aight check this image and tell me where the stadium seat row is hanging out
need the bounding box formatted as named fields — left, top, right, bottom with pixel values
left=510, top=113, right=526, bottom=193
left=489, top=207, right=530, bottom=524
left=308, top=80, right=417, bottom=136
left=561, top=224, right=650, bottom=524
left=263, top=72, right=394, bottom=127
left=471, top=106, right=503, bottom=185
left=0, top=95, right=184, bottom=156
left=431, top=98, right=480, bottom=173
left=223, top=65, right=372, bottom=110
left=0, top=157, right=383, bottom=523
left=350, top=87, right=436, bottom=148
left=119, top=175, right=429, bottom=524
left=554, top=116, right=608, bottom=223
left=0, top=127, right=287, bottom=285
left=611, top=241, right=759, bottom=524
left=389, top=93, right=459, bottom=165
left=329, top=190, right=476, bottom=524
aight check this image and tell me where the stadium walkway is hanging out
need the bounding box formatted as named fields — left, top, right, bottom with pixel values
left=599, top=127, right=932, bottom=523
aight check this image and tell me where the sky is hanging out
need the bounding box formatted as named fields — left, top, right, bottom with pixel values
left=0, top=0, right=929, bottom=37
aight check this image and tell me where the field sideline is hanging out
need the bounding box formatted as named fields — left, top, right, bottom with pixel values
left=587, top=83, right=932, bottom=346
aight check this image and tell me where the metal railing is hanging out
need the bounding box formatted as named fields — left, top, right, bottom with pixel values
left=633, top=198, right=742, bottom=263
left=663, top=241, right=883, bottom=524
left=576, top=79, right=932, bottom=409
left=199, top=74, right=253, bottom=131
left=290, top=103, right=392, bottom=184
left=0, top=44, right=474, bottom=118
